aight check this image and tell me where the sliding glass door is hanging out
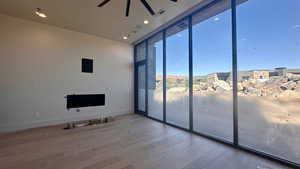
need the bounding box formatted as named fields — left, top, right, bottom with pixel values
left=147, top=33, right=164, bottom=120
left=192, top=0, right=233, bottom=141
left=165, top=19, right=190, bottom=129
left=236, top=0, right=300, bottom=164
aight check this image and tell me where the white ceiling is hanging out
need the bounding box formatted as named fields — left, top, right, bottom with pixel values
left=0, top=0, right=206, bottom=43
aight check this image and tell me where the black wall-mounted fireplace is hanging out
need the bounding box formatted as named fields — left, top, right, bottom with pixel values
left=66, top=94, right=105, bottom=109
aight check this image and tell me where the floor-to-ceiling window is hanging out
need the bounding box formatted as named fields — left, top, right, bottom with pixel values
left=147, top=33, right=164, bottom=120
left=192, top=0, right=233, bottom=141
left=166, top=19, right=190, bottom=129
left=135, top=42, right=147, bottom=113
left=236, top=0, right=300, bottom=164
left=134, top=0, right=300, bottom=166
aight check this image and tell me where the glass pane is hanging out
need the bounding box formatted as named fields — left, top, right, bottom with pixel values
left=148, top=33, right=164, bottom=120
left=138, top=64, right=146, bottom=112
left=166, top=20, right=189, bottom=129
left=136, top=42, right=146, bottom=62
left=237, top=0, right=300, bottom=163
left=192, top=0, right=233, bottom=141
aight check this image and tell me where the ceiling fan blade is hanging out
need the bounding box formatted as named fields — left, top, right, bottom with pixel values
left=125, top=0, right=131, bottom=17
left=140, top=0, right=155, bottom=15
left=170, top=0, right=178, bottom=2
left=98, top=0, right=111, bottom=7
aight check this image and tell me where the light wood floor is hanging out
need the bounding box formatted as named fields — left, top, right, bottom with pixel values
left=0, top=114, right=292, bottom=169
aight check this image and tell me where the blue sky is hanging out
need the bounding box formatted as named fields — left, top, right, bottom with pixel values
left=153, top=0, right=300, bottom=76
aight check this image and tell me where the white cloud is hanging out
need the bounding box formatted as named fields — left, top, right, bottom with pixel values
left=292, top=25, right=300, bottom=29
left=214, top=17, right=220, bottom=21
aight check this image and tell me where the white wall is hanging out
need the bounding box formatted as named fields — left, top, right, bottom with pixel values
left=0, top=14, right=134, bottom=132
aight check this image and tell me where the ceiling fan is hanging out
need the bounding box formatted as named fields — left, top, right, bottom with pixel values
left=98, top=0, right=178, bottom=17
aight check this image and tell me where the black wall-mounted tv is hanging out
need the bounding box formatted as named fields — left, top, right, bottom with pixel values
left=66, top=94, right=105, bottom=109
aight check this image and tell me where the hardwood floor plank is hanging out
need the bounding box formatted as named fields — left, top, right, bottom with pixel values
left=0, top=114, right=292, bottom=169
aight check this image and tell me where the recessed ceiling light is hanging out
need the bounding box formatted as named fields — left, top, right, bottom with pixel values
left=35, top=8, right=47, bottom=18
left=144, top=20, right=149, bottom=24
left=123, top=36, right=128, bottom=40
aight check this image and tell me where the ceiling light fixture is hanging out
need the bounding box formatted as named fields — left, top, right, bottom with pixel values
left=35, top=8, right=47, bottom=18
left=144, top=20, right=149, bottom=24
left=123, top=36, right=128, bottom=40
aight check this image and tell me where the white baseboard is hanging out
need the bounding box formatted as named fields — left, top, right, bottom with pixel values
left=0, top=110, right=132, bottom=133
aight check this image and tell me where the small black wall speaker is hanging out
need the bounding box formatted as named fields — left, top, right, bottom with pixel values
left=82, top=58, right=93, bottom=73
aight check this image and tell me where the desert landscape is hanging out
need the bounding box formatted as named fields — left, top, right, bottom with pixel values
left=147, top=67, right=300, bottom=163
